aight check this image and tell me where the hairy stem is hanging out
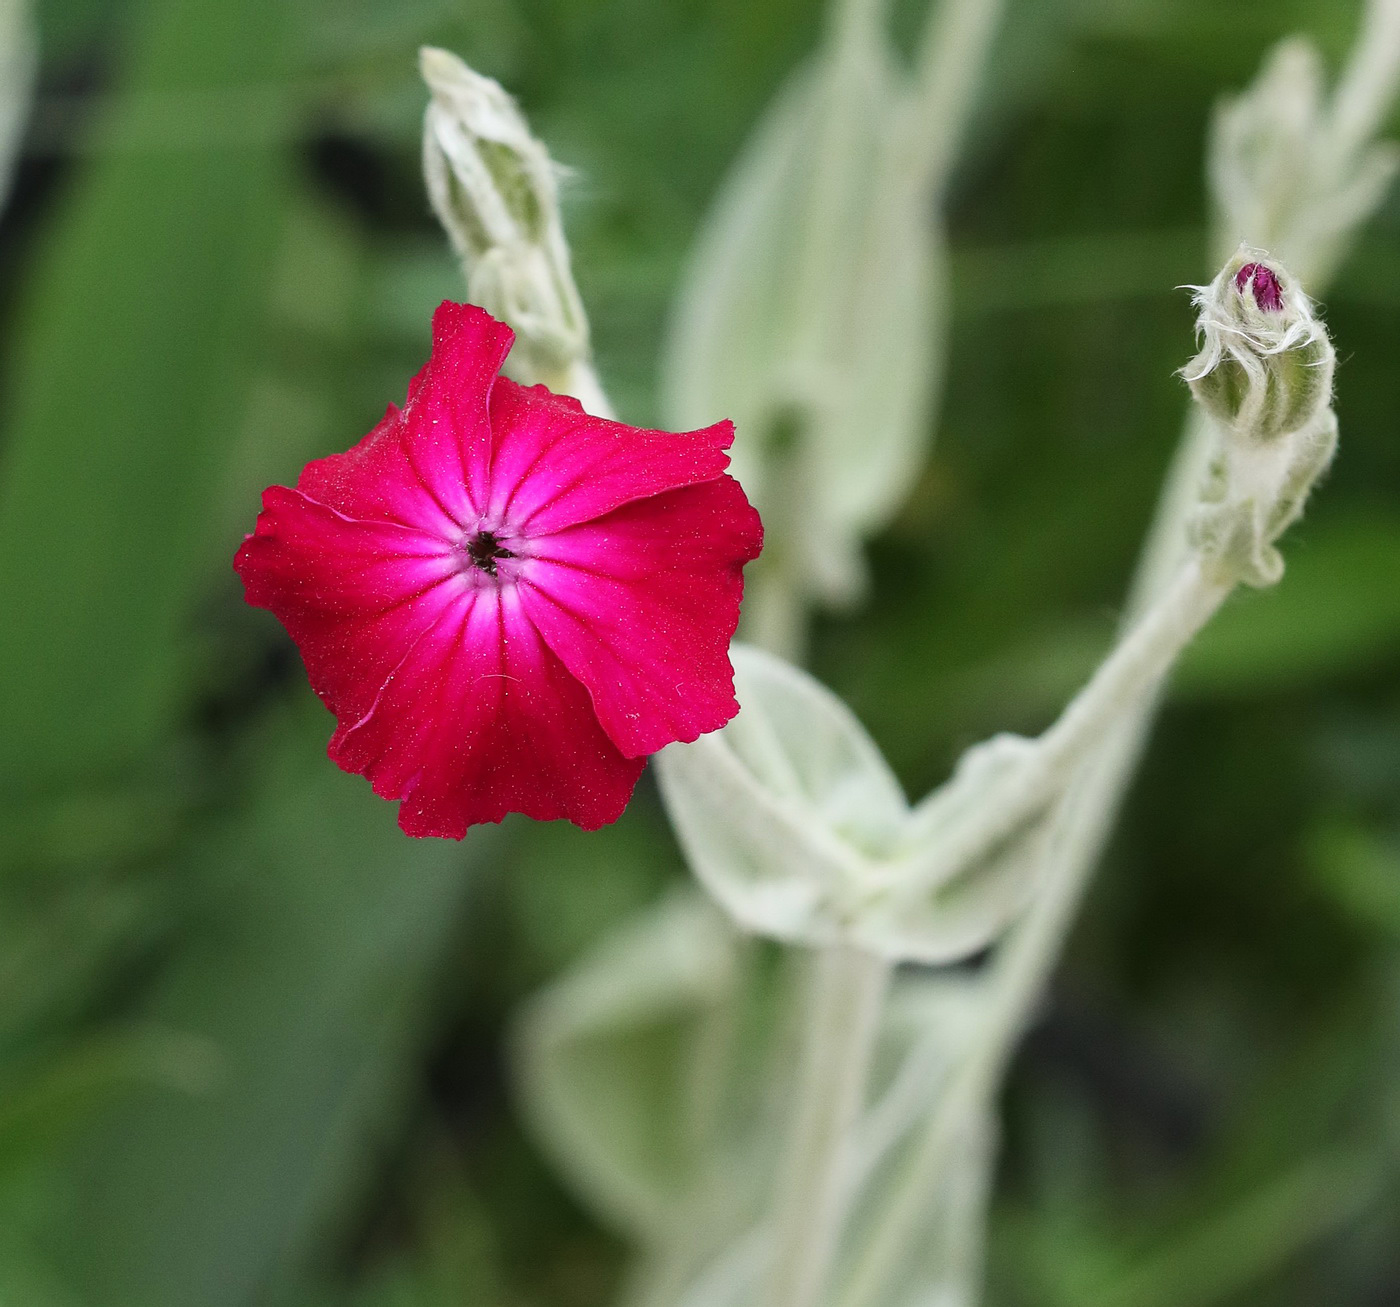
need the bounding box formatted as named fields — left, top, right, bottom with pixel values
left=909, top=0, right=1006, bottom=198
left=555, top=358, right=615, bottom=420
left=890, top=555, right=1231, bottom=895
left=765, top=945, right=891, bottom=1307
left=788, top=0, right=886, bottom=363
left=835, top=555, right=1223, bottom=1307
left=1330, top=0, right=1400, bottom=164
left=743, top=553, right=810, bottom=664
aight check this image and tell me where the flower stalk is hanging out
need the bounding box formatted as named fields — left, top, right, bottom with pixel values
left=882, top=250, right=1334, bottom=897
left=886, top=555, right=1232, bottom=898
left=905, top=0, right=1006, bottom=200
left=765, top=946, right=890, bottom=1307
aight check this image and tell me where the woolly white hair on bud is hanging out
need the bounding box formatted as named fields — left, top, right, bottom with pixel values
left=1182, top=249, right=1337, bottom=586
left=1182, top=248, right=1333, bottom=439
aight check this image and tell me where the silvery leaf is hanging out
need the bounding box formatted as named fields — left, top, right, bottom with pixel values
left=661, top=36, right=943, bottom=605
left=655, top=645, right=908, bottom=948
left=658, top=647, right=1043, bottom=964
left=512, top=893, right=740, bottom=1242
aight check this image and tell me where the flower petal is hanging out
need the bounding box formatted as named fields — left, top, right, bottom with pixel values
left=234, top=485, right=462, bottom=727
left=484, top=378, right=736, bottom=535
left=330, top=587, right=645, bottom=837
left=297, top=302, right=514, bottom=534
left=520, top=475, right=763, bottom=757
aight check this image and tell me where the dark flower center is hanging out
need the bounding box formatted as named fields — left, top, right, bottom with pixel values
left=466, top=529, right=515, bottom=577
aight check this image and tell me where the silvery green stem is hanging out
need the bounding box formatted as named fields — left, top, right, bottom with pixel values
left=744, top=558, right=809, bottom=664
left=839, top=664, right=1181, bottom=1307
left=888, top=558, right=1231, bottom=896
left=759, top=1, right=1007, bottom=1296
left=836, top=739, right=1131, bottom=1307
left=908, top=0, right=1005, bottom=198
left=785, top=0, right=886, bottom=367
left=766, top=945, right=890, bottom=1307
left=844, top=368, right=1328, bottom=1307
left=841, top=409, right=1298, bottom=1307
left=1330, top=0, right=1400, bottom=163
left=1126, top=407, right=1218, bottom=611
left=747, top=4, right=1010, bottom=1301
left=554, top=358, right=615, bottom=420
left=979, top=8, right=1397, bottom=1146
left=753, top=1, right=911, bottom=1294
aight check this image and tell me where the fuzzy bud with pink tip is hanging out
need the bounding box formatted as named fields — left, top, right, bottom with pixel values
left=1182, top=249, right=1337, bottom=586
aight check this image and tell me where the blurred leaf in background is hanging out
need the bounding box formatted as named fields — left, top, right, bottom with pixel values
left=0, top=0, right=496, bottom=1303
left=0, top=0, right=293, bottom=791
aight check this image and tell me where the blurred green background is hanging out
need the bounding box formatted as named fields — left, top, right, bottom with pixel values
left=1, top=0, right=1399, bottom=1304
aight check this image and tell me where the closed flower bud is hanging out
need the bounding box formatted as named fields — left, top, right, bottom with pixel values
left=1182, top=250, right=1338, bottom=586
left=420, top=48, right=600, bottom=406
left=1183, top=251, right=1333, bottom=440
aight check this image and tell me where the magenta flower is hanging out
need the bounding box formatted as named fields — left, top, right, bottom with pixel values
left=235, top=302, right=762, bottom=838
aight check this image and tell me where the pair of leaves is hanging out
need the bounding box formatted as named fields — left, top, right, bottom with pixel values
left=656, top=646, right=1042, bottom=964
